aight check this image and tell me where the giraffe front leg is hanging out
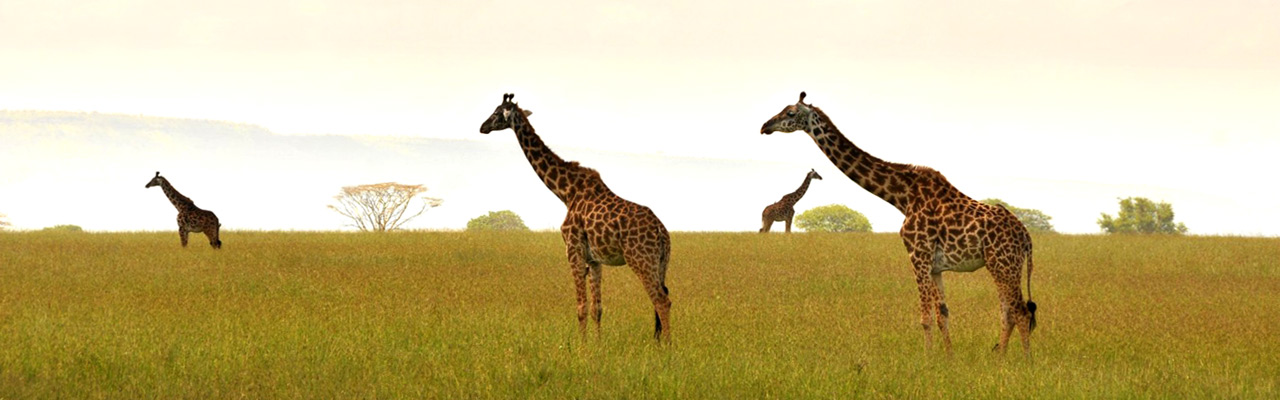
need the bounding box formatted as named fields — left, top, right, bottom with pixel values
left=932, top=271, right=953, bottom=355
left=179, top=229, right=190, bottom=247
left=587, top=262, right=603, bottom=337
left=784, top=217, right=792, bottom=233
left=562, top=236, right=590, bottom=339
left=909, top=252, right=940, bottom=352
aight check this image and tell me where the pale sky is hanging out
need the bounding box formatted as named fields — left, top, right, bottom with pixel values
left=2, top=1, right=1278, bottom=235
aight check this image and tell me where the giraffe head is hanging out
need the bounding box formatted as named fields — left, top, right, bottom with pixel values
left=479, top=93, right=534, bottom=134
left=145, top=171, right=165, bottom=188
left=761, top=91, right=821, bottom=136
left=807, top=168, right=823, bottom=181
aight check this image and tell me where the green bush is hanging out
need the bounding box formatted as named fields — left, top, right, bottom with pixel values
left=795, top=204, right=872, bottom=233
left=1098, top=197, right=1188, bottom=234
left=42, top=224, right=84, bottom=233
left=467, top=210, right=529, bottom=232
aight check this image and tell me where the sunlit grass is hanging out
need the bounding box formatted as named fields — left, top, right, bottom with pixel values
left=0, top=231, right=1276, bottom=397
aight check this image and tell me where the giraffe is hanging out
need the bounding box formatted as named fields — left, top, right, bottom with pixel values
left=480, top=93, right=673, bottom=342
left=760, top=92, right=1037, bottom=355
left=760, top=169, right=823, bottom=233
left=145, top=172, right=222, bottom=249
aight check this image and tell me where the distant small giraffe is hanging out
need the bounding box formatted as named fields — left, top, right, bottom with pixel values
left=480, top=93, right=673, bottom=342
left=761, top=92, right=1036, bottom=355
left=145, top=172, right=222, bottom=249
left=760, top=169, right=823, bottom=233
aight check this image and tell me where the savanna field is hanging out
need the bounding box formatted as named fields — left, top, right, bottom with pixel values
left=0, top=231, right=1276, bottom=398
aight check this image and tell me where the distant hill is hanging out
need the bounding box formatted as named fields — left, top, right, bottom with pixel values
left=0, top=111, right=809, bottom=232
left=5, top=111, right=1258, bottom=234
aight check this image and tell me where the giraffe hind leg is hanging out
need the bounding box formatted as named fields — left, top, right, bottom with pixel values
left=625, top=247, right=671, bottom=343
left=992, top=277, right=1028, bottom=355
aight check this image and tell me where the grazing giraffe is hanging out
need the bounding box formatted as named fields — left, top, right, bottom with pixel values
left=760, top=92, right=1036, bottom=355
left=145, top=172, right=222, bottom=249
left=760, top=169, right=823, bottom=233
left=480, top=93, right=673, bottom=342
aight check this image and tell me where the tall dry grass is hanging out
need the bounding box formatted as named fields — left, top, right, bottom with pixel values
left=0, top=231, right=1275, bottom=398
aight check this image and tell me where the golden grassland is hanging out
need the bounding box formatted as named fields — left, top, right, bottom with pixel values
left=0, top=231, right=1277, bottom=398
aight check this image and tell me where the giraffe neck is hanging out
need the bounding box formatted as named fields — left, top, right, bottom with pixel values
left=781, top=174, right=814, bottom=205
left=510, top=114, right=605, bottom=204
left=157, top=179, right=197, bottom=213
left=806, top=109, right=914, bottom=214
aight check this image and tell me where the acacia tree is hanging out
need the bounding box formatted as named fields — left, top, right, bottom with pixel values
left=980, top=198, right=1055, bottom=233
left=1098, top=197, right=1188, bottom=234
left=794, top=204, right=872, bottom=232
left=328, top=182, right=443, bottom=232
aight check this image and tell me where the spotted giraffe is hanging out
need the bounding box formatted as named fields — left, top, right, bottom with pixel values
left=760, top=169, right=823, bottom=233
left=145, top=172, right=222, bottom=249
left=480, top=93, right=673, bottom=342
left=761, top=92, right=1037, bottom=355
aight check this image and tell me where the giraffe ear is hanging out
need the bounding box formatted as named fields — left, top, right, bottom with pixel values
left=522, top=110, right=533, bottom=118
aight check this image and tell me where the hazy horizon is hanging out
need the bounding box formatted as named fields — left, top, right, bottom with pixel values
left=2, top=1, right=1278, bottom=235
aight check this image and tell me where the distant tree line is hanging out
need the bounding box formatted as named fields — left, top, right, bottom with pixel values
left=788, top=196, right=1188, bottom=235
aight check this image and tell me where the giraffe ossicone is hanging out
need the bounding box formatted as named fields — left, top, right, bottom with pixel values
left=761, top=92, right=1037, bottom=356
left=480, top=93, right=673, bottom=342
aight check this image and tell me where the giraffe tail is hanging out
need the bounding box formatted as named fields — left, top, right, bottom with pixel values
left=654, top=250, right=671, bottom=341
left=652, top=284, right=670, bottom=341
left=1025, top=247, right=1037, bottom=332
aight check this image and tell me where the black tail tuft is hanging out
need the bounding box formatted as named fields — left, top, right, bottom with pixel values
left=653, top=285, right=669, bottom=341
left=1026, top=301, right=1038, bottom=331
